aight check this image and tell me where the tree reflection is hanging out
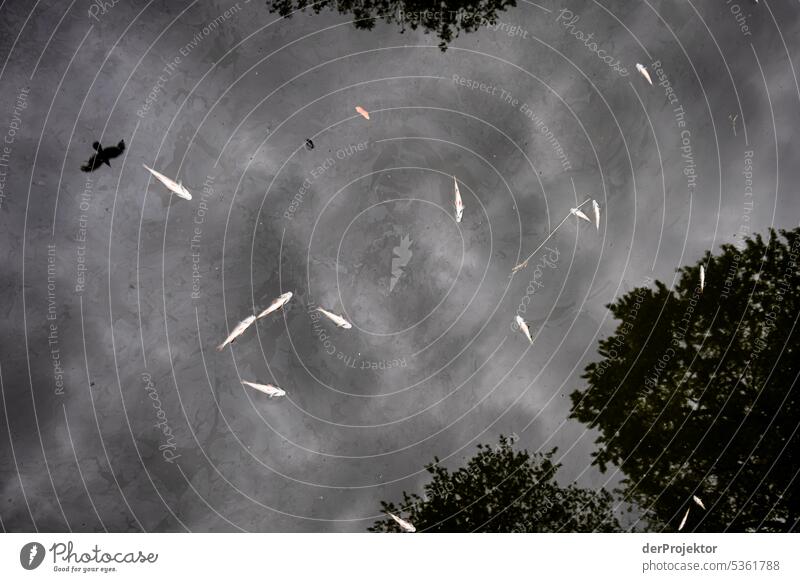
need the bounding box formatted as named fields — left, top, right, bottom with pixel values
left=268, top=0, right=518, bottom=50
left=370, top=435, right=621, bottom=532
left=570, top=228, right=800, bottom=532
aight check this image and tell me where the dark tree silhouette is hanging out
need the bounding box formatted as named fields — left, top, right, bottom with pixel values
left=268, top=0, right=518, bottom=50
left=570, top=228, right=800, bottom=532
left=369, top=435, right=621, bottom=532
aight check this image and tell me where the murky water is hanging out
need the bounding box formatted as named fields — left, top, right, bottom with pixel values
left=1, top=0, right=798, bottom=532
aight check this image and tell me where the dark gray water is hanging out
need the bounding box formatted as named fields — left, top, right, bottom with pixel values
left=1, top=0, right=798, bottom=531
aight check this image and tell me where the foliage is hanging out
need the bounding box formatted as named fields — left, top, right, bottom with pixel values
left=268, top=0, right=518, bottom=50
left=370, top=435, right=621, bottom=532
left=570, top=228, right=800, bottom=532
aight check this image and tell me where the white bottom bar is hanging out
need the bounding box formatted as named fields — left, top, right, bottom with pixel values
left=1, top=533, right=797, bottom=580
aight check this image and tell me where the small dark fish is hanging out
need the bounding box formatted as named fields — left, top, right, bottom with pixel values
left=81, top=140, right=125, bottom=172
left=305, top=139, right=314, bottom=150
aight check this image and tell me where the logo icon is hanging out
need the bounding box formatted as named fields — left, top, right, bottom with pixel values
left=389, top=234, right=413, bottom=293
left=20, top=542, right=45, bottom=570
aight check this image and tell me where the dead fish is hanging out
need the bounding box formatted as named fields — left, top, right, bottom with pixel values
left=316, top=307, right=352, bottom=329
left=143, top=164, right=192, bottom=200
left=678, top=507, right=690, bottom=531
left=305, top=139, right=314, bottom=150
left=511, top=260, right=528, bottom=274
left=515, top=315, right=533, bottom=343
left=241, top=380, right=286, bottom=398
left=636, top=63, right=653, bottom=85
left=693, top=495, right=706, bottom=510
left=700, top=265, right=705, bottom=292
left=388, top=512, right=416, bottom=533
left=355, top=106, right=370, bottom=120
left=257, top=291, right=293, bottom=319
left=570, top=207, right=592, bottom=224
left=513, top=199, right=593, bottom=276
left=592, top=200, right=600, bottom=230
left=453, top=176, right=464, bottom=223
left=216, top=314, right=256, bottom=351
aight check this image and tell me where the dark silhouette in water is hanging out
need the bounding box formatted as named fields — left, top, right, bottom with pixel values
left=570, top=227, right=800, bottom=532
left=81, top=140, right=125, bottom=172
left=267, top=0, right=518, bottom=50
left=370, top=435, right=621, bottom=532
left=305, top=138, right=314, bottom=150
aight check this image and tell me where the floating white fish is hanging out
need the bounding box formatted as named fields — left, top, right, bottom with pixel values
left=216, top=314, right=256, bottom=351
left=700, top=265, right=705, bottom=292
left=142, top=164, right=192, bottom=200
left=513, top=199, right=593, bottom=275
left=678, top=507, right=690, bottom=531
left=388, top=512, right=416, bottom=533
left=241, top=380, right=286, bottom=398
left=515, top=315, right=533, bottom=344
left=355, top=106, right=370, bottom=120
left=257, top=291, right=293, bottom=319
left=570, top=207, right=592, bottom=223
left=636, top=63, right=653, bottom=85
left=693, top=495, right=706, bottom=510
left=316, top=307, right=352, bottom=329
left=453, top=176, right=465, bottom=223
left=511, top=260, right=528, bottom=274
left=592, top=200, right=600, bottom=230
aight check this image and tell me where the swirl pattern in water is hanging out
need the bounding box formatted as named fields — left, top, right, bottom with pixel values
left=0, top=0, right=798, bottom=534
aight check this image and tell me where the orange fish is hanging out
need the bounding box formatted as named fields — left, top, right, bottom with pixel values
left=355, top=106, right=370, bottom=120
